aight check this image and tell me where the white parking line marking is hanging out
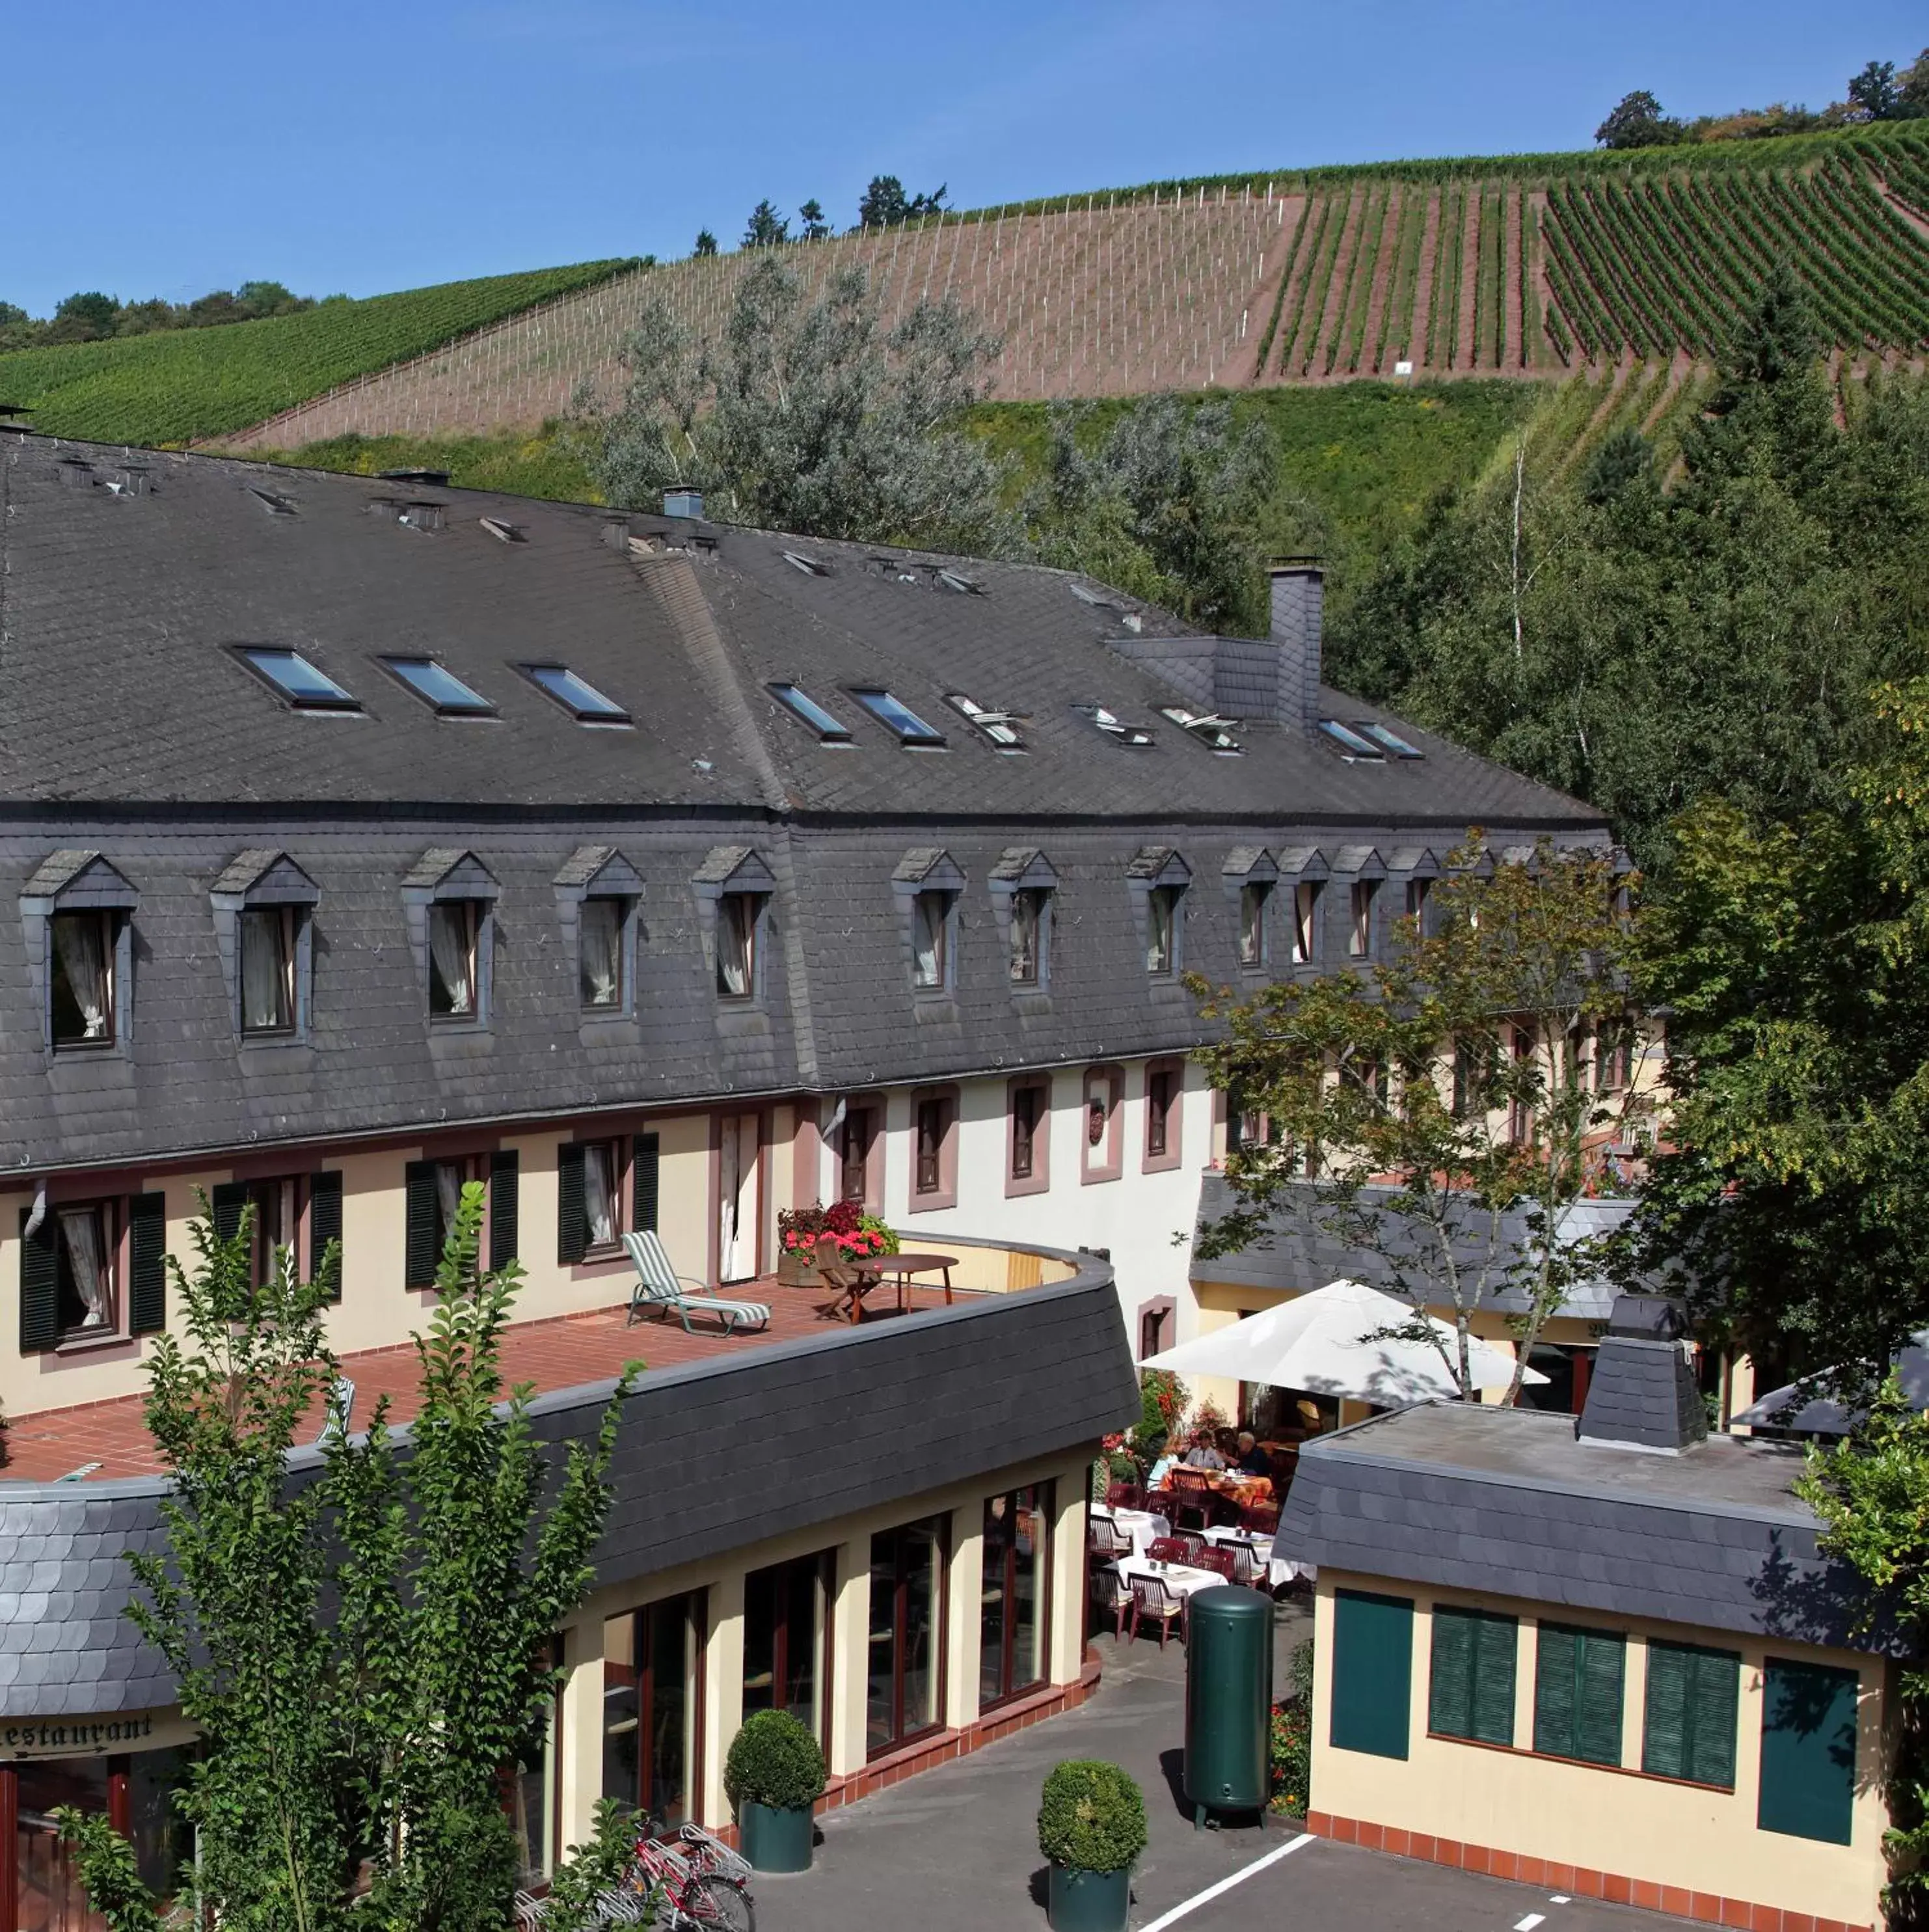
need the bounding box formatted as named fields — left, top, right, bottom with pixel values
left=1516, top=1916, right=1546, bottom=1930
left=1137, top=1832, right=1317, bottom=1932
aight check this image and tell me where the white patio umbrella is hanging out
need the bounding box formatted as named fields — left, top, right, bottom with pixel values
left=1140, top=1277, right=1546, bottom=1406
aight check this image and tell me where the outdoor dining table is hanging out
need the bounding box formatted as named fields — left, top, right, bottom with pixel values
left=1088, top=1504, right=1171, bottom=1558
left=1200, top=1523, right=1315, bottom=1589
left=831, top=1251, right=961, bottom=1324
left=1113, top=1555, right=1226, bottom=1601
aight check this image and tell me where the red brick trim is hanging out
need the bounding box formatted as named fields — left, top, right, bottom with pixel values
left=1304, top=1812, right=1870, bottom=1932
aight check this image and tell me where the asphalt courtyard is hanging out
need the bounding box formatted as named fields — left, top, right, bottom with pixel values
left=760, top=1605, right=1696, bottom=1932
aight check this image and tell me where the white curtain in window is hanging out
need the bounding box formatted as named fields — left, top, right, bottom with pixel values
left=1010, top=893, right=1038, bottom=983
left=435, top=1162, right=464, bottom=1246
left=1146, top=893, right=1173, bottom=974
left=429, top=904, right=475, bottom=1014
left=53, top=915, right=109, bottom=1038
left=240, top=909, right=290, bottom=1029
left=913, top=893, right=945, bottom=987
left=579, top=899, right=623, bottom=1007
left=584, top=1143, right=616, bottom=1249
left=59, top=1206, right=109, bottom=1327
left=718, top=897, right=753, bottom=998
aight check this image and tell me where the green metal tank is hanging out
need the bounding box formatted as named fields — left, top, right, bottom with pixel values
left=1183, top=1584, right=1273, bottom=1824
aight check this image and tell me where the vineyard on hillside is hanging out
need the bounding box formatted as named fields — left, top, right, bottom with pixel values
left=224, top=122, right=1929, bottom=455
left=0, top=260, right=638, bottom=445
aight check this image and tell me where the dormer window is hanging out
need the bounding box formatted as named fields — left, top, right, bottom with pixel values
left=429, top=901, right=480, bottom=1018
left=1146, top=885, right=1183, bottom=977
left=1239, top=883, right=1271, bottom=968
left=718, top=894, right=761, bottom=999
left=1292, top=881, right=1323, bottom=964
left=1009, top=888, right=1048, bottom=985
left=579, top=897, right=626, bottom=1009
left=51, top=911, right=116, bottom=1047
left=239, top=907, right=297, bottom=1033
left=1350, top=880, right=1379, bottom=957
left=911, top=891, right=952, bottom=990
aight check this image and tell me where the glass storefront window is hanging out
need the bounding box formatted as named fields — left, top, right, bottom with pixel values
left=867, top=1516, right=945, bottom=1757
left=743, top=1552, right=832, bottom=1750
left=980, top=1487, right=1051, bottom=1709
left=513, top=1697, right=557, bottom=1890
left=603, top=1594, right=703, bottom=1835
left=14, top=1758, right=111, bottom=1932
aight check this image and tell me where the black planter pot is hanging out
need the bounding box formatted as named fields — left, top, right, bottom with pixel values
left=740, top=1798, right=814, bottom=1872
left=1046, top=1862, right=1131, bottom=1931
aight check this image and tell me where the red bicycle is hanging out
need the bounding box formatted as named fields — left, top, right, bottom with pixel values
left=622, top=1822, right=755, bottom=1931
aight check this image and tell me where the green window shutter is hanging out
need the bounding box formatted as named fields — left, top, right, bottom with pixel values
left=1759, top=1657, right=1857, bottom=1845
left=403, top=1160, right=440, bottom=1288
left=1470, top=1613, right=1518, bottom=1745
left=308, top=1171, right=344, bottom=1301
left=1535, top=1624, right=1623, bottom=1765
left=127, top=1192, right=167, bottom=1335
left=1644, top=1641, right=1738, bottom=1786
left=1576, top=1629, right=1626, bottom=1767
left=556, top=1142, right=587, bottom=1265
left=489, top=1150, right=519, bottom=1270
left=631, top=1132, right=660, bottom=1234
left=19, top=1206, right=60, bottom=1352
left=1641, top=1640, right=1690, bottom=1779
left=1428, top=1606, right=1476, bottom=1737
left=210, top=1180, right=249, bottom=1246
left=1330, top=1588, right=1412, bottom=1760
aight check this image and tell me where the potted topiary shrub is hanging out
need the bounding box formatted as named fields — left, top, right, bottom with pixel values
left=724, top=1708, right=827, bottom=1872
left=1036, top=1759, right=1147, bottom=1931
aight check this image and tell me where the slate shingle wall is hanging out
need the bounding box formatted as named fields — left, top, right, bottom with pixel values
left=0, top=1265, right=1137, bottom=1719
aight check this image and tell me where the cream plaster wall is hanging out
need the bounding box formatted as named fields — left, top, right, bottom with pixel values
left=555, top=1445, right=1092, bottom=1842
left=1308, top=1570, right=1889, bottom=1929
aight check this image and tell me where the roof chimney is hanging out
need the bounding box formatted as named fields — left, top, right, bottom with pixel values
left=663, top=486, right=704, bottom=520
left=1576, top=1296, right=1708, bottom=1452
left=1268, top=562, right=1323, bottom=731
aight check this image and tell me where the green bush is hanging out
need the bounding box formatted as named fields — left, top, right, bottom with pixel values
left=723, top=1709, right=827, bottom=1813
left=1036, top=1760, right=1148, bottom=1874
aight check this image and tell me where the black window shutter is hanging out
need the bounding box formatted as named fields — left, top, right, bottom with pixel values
left=556, top=1141, right=587, bottom=1265
left=19, top=1206, right=59, bottom=1352
left=128, top=1191, right=167, bottom=1335
left=489, top=1150, right=520, bottom=1270
left=403, top=1160, right=440, bottom=1288
left=1427, top=1607, right=1476, bottom=1738
left=309, top=1171, right=344, bottom=1301
left=632, top=1132, right=660, bottom=1234
left=211, top=1180, right=249, bottom=1246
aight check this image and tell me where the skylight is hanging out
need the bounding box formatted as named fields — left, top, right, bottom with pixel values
left=478, top=516, right=524, bottom=544
left=236, top=646, right=358, bottom=711
left=935, top=569, right=983, bottom=595
left=768, top=682, right=852, bottom=742
left=1355, top=721, right=1424, bottom=759
left=1160, top=706, right=1243, bottom=755
left=851, top=688, right=946, bottom=746
left=249, top=487, right=297, bottom=517
left=1068, top=582, right=1114, bottom=608
left=381, top=657, right=494, bottom=716
left=1318, top=720, right=1387, bottom=761
left=521, top=663, right=630, bottom=724
left=945, top=694, right=1025, bottom=752
left=1073, top=704, right=1155, bottom=747
left=781, top=549, right=831, bottom=577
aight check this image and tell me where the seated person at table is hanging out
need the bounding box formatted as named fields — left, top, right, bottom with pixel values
left=1234, top=1430, right=1271, bottom=1477
left=1181, top=1430, right=1226, bottom=1471
left=1146, top=1444, right=1179, bottom=1488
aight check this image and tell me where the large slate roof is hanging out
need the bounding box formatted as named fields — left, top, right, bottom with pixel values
left=0, top=435, right=1599, bottom=828
left=0, top=1253, right=1137, bottom=1718
left=1277, top=1401, right=1899, bottom=1655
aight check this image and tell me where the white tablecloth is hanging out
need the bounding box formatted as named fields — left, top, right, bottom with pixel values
left=1090, top=1505, right=1171, bottom=1558
left=1200, top=1525, right=1315, bottom=1588
left=1115, top=1557, right=1225, bottom=1602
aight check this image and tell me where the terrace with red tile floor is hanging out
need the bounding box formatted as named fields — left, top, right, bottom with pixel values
left=0, top=1272, right=956, bottom=1484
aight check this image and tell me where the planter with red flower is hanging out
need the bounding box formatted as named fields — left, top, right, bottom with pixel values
left=776, top=1202, right=900, bottom=1285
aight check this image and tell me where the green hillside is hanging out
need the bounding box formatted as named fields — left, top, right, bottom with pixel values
left=0, top=260, right=638, bottom=445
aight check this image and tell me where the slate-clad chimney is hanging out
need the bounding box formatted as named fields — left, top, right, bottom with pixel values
left=1576, top=1296, right=1708, bottom=1452
left=1269, top=562, right=1323, bottom=732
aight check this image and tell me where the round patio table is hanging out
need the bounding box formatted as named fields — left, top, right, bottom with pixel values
left=846, top=1252, right=960, bottom=1321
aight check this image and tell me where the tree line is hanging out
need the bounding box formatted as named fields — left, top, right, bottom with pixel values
left=691, top=172, right=952, bottom=259
left=0, top=280, right=323, bottom=352
left=1597, top=46, right=1929, bottom=149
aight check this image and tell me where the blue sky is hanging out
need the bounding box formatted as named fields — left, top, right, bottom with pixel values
left=6, top=1, right=1921, bottom=317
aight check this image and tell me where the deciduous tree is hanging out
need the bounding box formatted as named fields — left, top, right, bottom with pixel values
left=1193, top=838, right=1643, bottom=1402
left=1595, top=89, right=1680, bottom=149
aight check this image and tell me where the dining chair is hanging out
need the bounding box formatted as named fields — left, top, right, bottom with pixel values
left=1240, top=1502, right=1281, bottom=1535
left=1127, top=1574, right=1186, bottom=1648
left=1145, top=1536, right=1192, bottom=1566
left=1167, top=1472, right=1212, bottom=1532
left=1092, top=1564, right=1133, bottom=1639
left=1196, top=1547, right=1239, bottom=1582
